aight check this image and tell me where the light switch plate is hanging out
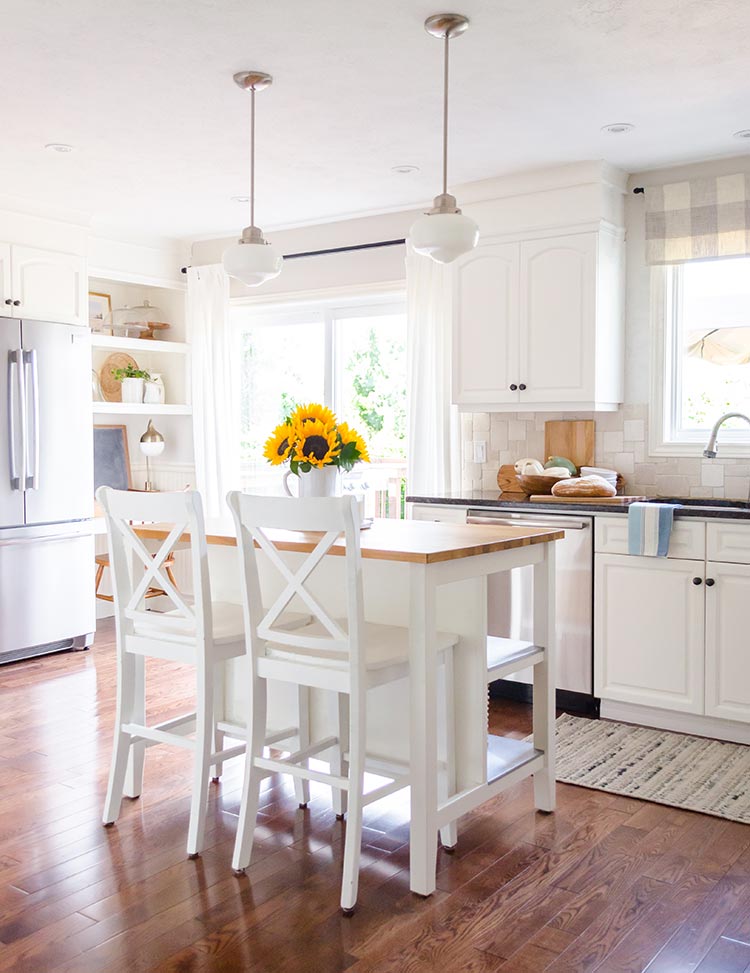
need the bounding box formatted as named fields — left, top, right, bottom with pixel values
left=473, top=440, right=487, bottom=464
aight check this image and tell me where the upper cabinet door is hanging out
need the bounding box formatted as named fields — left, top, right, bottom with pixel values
left=0, top=243, right=12, bottom=313
left=10, top=247, right=87, bottom=327
left=452, top=243, right=520, bottom=407
left=519, top=233, right=597, bottom=404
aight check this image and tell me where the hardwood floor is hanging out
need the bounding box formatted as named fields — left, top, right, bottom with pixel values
left=1, top=621, right=749, bottom=972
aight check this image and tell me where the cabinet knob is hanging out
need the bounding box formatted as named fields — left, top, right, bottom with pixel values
left=509, top=384, right=518, bottom=391
left=12, top=300, right=20, bottom=307
left=519, top=383, right=527, bottom=391
left=692, top=577, right=703, bottom=585
left=4, top=299, right=11, bottom=305
left=705, top=578, right=715, bottom=587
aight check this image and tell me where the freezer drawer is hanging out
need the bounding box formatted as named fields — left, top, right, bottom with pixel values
left=0, top=527, right=95, bottom=659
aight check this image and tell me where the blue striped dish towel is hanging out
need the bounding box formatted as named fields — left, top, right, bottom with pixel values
left=628, top=502, right=681, bottom=557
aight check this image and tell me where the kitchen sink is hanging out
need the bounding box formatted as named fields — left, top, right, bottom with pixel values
left=646, top=498, right=750, bottom=514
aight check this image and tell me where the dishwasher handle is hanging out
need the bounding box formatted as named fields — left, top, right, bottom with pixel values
left=467, top=514, right=589, bottom=530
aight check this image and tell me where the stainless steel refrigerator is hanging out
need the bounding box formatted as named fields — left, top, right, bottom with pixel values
left=1, top=315, right=95, bottom=663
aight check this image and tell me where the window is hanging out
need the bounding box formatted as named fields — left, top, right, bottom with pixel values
left=655, top=256, right=750, bottom=453
left=233, top=294, right=407, bottom=512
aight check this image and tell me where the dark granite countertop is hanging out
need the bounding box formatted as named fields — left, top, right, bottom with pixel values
left=406, top=491, right=750, bottom=520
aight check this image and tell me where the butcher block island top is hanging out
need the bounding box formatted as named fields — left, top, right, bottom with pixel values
left=134, top=516, right=564, bottom=564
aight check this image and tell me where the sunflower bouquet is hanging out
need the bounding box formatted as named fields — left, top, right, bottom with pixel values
left=263, top=403, right=370, bottom=475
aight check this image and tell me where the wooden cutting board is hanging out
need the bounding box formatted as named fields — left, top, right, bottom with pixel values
left=530, top=495, right=647, bottom=504
left=543, top=420, right=595, bottom=469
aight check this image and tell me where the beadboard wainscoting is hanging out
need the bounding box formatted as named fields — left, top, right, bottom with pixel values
left=461, top=404, right=750, bottom=500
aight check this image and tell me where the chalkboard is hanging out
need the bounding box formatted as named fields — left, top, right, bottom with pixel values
left=93, top=425, right=132, bottom=494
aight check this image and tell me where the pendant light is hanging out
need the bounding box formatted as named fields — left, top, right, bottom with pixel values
left=409, top=14, right=479, bottom=264
left=223, top=71, right=283, bottom=286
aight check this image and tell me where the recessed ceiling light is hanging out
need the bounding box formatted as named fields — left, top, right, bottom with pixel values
left=733, top=129, right=750, bottom=140
left=392, top=164, right=420, bottom=174
left=44, top=142, right=74, bottom=153
left=231, top=195, right=250, bottom=203
left=601, top=123, right=634, bottom=135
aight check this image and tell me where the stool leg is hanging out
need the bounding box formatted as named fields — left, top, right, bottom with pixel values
left=187, top=657, right=214, bottom=858
left=124, top=655, right=146, bottom=799
left=340, top=689, right=364, bottom=914
left=232, top=674, right=268, bottom=873
left=103, top=652, right=137, bottom=825
left=293, top=686, right=311, bottom=808
left=439, top=650, right=458, bottom=850
left=212, top=663, right=226, bottom=782
left=331, top=693, right=349, bottom=820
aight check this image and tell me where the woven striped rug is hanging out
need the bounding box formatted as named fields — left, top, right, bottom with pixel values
left=550, top=713, right=750, bottom=824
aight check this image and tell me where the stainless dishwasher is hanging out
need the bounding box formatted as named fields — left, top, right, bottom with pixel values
left=467, top=507, right=595, bottom=705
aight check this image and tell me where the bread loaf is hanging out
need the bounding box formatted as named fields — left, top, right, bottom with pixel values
left=551, top=475, right=616, bottom=498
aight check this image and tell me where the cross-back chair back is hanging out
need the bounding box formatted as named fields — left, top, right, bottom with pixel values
left=96, top=487, right=213, bottom=650
left=227, top=492, right=364, bottom=672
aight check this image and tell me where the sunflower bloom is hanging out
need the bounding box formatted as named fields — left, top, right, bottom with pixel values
left=288, top=402, right=337, bottom=431
left=263, top=423, right=294, bottom=465
left=292, top=419, right=341, bottom=468
left=337, top=422, right=370, bottom=463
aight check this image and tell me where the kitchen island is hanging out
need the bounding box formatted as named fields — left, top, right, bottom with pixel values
left=135, top=516, right=563, bottom=896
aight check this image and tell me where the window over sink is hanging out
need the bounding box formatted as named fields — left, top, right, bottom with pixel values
left=231, top=292, right=407, bottom=514
left=653, top=256, right=750, bottom=454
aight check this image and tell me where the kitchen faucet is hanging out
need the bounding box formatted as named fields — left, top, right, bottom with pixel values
left=703, top=413, right=750, bottom=504
left=703, top=412, right=750, bottom=458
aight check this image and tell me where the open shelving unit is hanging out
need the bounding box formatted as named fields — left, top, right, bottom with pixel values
left=92, top=402, right=192, bottom=416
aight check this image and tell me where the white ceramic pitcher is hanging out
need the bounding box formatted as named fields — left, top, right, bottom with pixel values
left=283, top=466, right=339, bottom=498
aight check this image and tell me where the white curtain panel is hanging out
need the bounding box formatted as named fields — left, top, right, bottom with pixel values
left=187, top=265, right=241, bottom=519
left=406, top=245, right=461, bottom=497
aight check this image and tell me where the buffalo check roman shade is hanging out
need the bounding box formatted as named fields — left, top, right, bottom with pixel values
left=645, top=173, right=750, bottom=265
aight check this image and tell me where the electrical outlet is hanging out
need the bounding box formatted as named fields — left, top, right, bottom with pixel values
left=473, top=440, right=487, bottom=464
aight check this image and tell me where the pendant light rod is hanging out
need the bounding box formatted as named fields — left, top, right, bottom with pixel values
left=442, top=33, right=449, bottom=196
left=424, top=14, right=469, bottom=203
left=232, top=70, right=273, bottom=230
left=250, top=85, right=255, bottom=227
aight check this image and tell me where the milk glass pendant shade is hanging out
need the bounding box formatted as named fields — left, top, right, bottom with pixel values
left=222, top=71, right=282, bottom=287
left=409, top=14, right=478, bottom=264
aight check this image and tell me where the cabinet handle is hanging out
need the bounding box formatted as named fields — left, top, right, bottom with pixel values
left=4, top=299, right=11, bottom=305
left=705, top=578, right=715, bottom=587
left=12, top=300, right=20, bottom=307
left=519, top=383, right=527, bottom=391
left=509, top=384, right=518, bottom=391
left=692, top=577, right=702, bottom=585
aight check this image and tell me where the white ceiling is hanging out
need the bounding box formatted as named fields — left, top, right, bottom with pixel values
left=1, top=0, right=749, bottom=241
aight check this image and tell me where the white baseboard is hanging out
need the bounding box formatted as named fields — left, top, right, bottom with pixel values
left=600, top=699, right=750, bottom=745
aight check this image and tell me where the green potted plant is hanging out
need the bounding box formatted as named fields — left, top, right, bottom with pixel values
left=111, top=363, right=151, bottom=404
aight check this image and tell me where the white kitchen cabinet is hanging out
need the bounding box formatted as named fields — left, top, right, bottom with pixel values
left=0, top=243, right=11, bottom=309
left=594, top=553, right=705, bottom=714
left=9, top=246, right=87, bottom=327
left=453, top=243, right=519, bottom=407
left=704, top=561, right=750, bottom=723
left=409, top=504, right=468, bottom=524
left=452, top=226, right=624, bottom=412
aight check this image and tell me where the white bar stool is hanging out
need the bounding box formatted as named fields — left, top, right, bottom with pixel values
left=97, top=487, right=310, bottom=858
left=227, top=492, right=460, bottom=914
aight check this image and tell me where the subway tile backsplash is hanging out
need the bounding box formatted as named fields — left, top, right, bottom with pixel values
left=460, top=404, right=750, bottom=500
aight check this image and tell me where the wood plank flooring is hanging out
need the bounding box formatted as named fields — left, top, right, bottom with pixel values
left=1, top=620, right=749, bottom=972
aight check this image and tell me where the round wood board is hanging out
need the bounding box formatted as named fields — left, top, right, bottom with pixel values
left=100, top=352, right=138, bottom=402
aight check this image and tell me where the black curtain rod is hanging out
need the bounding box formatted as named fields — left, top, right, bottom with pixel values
left=180, top=237, right=407, bottom=274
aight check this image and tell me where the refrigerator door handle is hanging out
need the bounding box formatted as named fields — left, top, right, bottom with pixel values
left=23, top=349, right=39, bottom=491
left=7, top=349, right=25, bottom=490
